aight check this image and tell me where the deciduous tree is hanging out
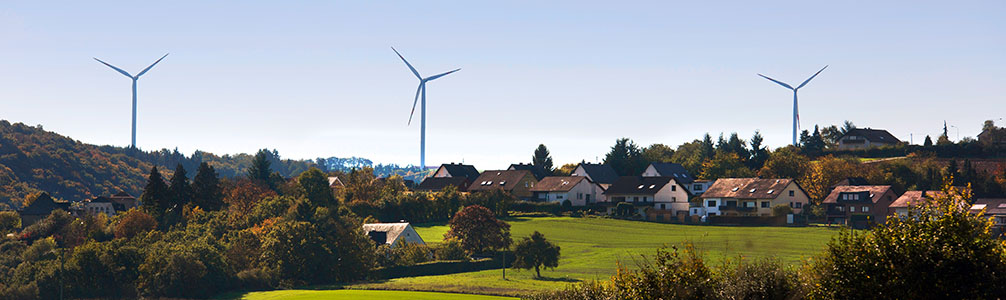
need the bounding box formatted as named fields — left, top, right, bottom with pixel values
left=512, top=231, right=560, bottom=278
left=445, top=205, right=512, bottom=254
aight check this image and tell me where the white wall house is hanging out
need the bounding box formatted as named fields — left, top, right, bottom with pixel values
left=699, top=178, right=811, bottom=217
left=604, top=176, right=691, bottom=218
left=362, top=223, right=426, bottom=248
left=530, top=176, right=605, bottom=206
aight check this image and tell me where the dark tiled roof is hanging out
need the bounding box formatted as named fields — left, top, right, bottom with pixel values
left=647, top=162, right=694, bottom=184
left=112, top=191, right=134, bottom=198
left=822, top=185, right=895, bottom=204
left=508, top=163, right=549, bottom=180
left=468, top=170, right=536, bottom=192
left=90, top=196, right=112, bottom=203
left=701, top=178, right=796, bottom=200
left=604, top=176, right=675, bottom=195
left=20, top=193, right=70, bottom=216
left=530, top=176, right=589, bottom=192
left=974, top=198, right=1006, bottom=215
left=890, top=191, right=944, bottom=208
left=438, top=163, right=481, bottom=181
left=415, top=177, right=470, bottom=192
left=573, top=163, right=619, bottom=184
left=840, top=128, right=901, bottom=144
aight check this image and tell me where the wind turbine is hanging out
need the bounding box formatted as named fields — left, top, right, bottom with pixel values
left=94, top=53, right=169, bottom=149
left=392, top=47, right=460, bottom=170
left=758, top=65, right=828, bottom=146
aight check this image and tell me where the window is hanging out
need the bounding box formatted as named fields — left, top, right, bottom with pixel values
left=585, top=194, right=592, bottom=202
left=726, top=200, right=737, bottom=207
left=795, top=202, right=803, bottom=208
left=643, top=197, right=649, bottom=202
left=837, top=206, right=844, bottom=212
left=694, top=184, right=702, bottom=191
left=789, top=190, right=795, bottom=197
left=671, top=185, right=677, bottom=191
left=672, top=197, right=677, bottom=202
left=577, top=193, right=583, bottom=200
left=850, top=206, right=856, bottom=212
left=707, top=200, right=716, bottom=207
left=660, top=204, right=666, bottom=209
left=761, top=201, right=770, bottom=208
left=634, top=197, right=639, bottom=202
left=745, top=201, right=756, bottom=208
left=863, top=206, right=870, bottom=212
left=557, top=194, right=564, bottom=199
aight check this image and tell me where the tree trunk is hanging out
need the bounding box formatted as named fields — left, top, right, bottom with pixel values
left=535, top=265, right=540, bottom=278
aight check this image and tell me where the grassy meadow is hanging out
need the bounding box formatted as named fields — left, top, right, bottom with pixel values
left=346, top=216, right=840, bottom=296
left=241, top=289, right=517, bottom=300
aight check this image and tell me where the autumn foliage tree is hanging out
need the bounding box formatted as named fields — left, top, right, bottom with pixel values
left=225, top=180, right=277, bottom=217
left=445, top=205, right=512, bottom=254
left=512, top=231, right=561, bottom=278
left=114, top=209, right=157, bottom=239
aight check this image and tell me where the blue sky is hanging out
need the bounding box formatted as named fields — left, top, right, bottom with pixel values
left=1, top=1, right=1004, bottom=168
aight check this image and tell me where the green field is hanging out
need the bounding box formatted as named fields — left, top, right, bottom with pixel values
left=347, top=216, right=840, bottom=296
left=242, top=289, right=516, bottom=300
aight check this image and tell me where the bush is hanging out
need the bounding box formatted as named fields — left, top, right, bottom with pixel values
left=114, top=209, right=157, bottom=239
left=771, top=204, right=793, bottom=217
left=0, top=211, right=20, bottom=235
left=717, top=258, right=798, bottom=300
left=509, top=200, right=560, bottom=215
left=615, top=202, right=634, bottom=217
left=435, top=238, right=468, bottom=261
left=395, top=242, right=432, bottom=266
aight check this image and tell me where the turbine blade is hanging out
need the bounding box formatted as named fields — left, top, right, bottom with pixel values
left=796, top=65, right=828, bottom=89
left=408, top=82, right=423, bottom=125
left=757, top=74, right=793, bottom=90
left=94, top=58, right=133, bottom=78
left=392, top=47, right=422, bottom=79
left=136, top=53, right=169, bottom=78
left=425, top=68, right=460, bottom=81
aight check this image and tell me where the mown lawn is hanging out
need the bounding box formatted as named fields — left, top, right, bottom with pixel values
left=241, top=289, right=516, bottom=300
left=347, top=216, right=840, bottom=296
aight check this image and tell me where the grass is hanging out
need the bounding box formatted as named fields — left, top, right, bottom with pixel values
left=346, top=216, right=840, bottom=296
left=241, top=289, right=516, bottom=300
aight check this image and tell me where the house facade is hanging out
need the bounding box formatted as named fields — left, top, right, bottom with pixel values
left=603, top=176, right=690, bottom=220
left=699, top=178, right=810, bottom=217
left=836, top=128, right=901, bottom=150
left=529, top=176, right=605, bottom=206
left=889, top=190, right=943, bottom=217
left=822, top=185, right=899, bottom=228
left=362, top=222, right=426, bottom=248
left=19, top=193, right=70, bottom=227
left=570, top=163, right=620, bottom=186
left=467, top=170, right=538, bottom=199
left=971, top=198, right=1006, bottom=236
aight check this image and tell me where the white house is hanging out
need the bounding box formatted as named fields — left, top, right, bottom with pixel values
left=529, top=176, right=605, bottom=206
left=362, top=222, right=426, bottom=248
left=698, top=178, right=810, bottom=217
left=82, top=196, right=120, bottom=217
left=603, top=176, right=690, bottom=220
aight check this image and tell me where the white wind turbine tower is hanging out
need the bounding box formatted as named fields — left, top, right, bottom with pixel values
left=758, top=65, right=828, bottom=146
left=392, top=47, right=460, bottom=170
left=94, top=53, right=170, bottom=149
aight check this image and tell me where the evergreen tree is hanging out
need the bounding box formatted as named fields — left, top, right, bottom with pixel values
left=531, top=144, right=554, bottom=173
left=748, top=131, right=769, bottom=170
left=700, top=133, right=714, bottom=160
left=192, top=162, right=223, bottom=211
left=298, top=167, right=336, bottom=207
left=841, top=120, right=856, bottom=134
left=725, top=133, right=749, bottom=160
left=604, top=138, right=646, bottom=176
left=248, top=149, right=275, bottom=188
left=924, top=135, right=934, bottom=147
left=140, top=166, right=170, bottom=222
left=799, top=130, right=812, bottom=151
left=168, top=164, right=191, bottom=210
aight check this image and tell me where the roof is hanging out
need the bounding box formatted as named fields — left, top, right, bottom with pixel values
left=822, top=185, right=895, bottom=204
left=830, top=177, right=870, bottom=188
left=508, top=163, right=549, bottom=180
left=437, top=163, right=481, bottom=181
left=530, top=176, right=589, bottom=192
left=572, top=163, right=620, bottom=184
left=327, top=176, right=344, bottom=187
left=20, top=193, right=70, bottom=216
left=89, top=196, right=112, bottom=203
left=112, top=191, right=134, bottom=198
left=701, top=178, right=798, bottom=200
left=415, top=177, right=470, bottom=192
left=362, top=223, right=413, bottom=245
left=604, top=176, right=677, bottom=195
left=839, top=128, right=901, bottom=144
left=889, top=191, right=944, bottom=208
left=973, top=198, right=1006, bottom=215
left=468, top=170, right=536, bottom=192
left=646, top=162, right=694, bottom=184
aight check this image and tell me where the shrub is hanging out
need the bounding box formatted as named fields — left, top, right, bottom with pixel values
left=435, top=238, right=468, bottom=261
left=716, top=258, right=798, bottom=300
left=771, top=204, right=793, bottom=217
left=0, top=211, right=20, bottom=235
left=394, top=242, right=432, bottom=266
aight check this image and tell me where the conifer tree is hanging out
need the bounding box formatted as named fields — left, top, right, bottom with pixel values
left=168, top=164, right=191, bottom=209
left=140, top=166, right=170, bottom=221
left=247, top=149, right=275, bottom=188
left=531, top=144, right=554, bottom=173
left=192, top=162, right=223, bottom=211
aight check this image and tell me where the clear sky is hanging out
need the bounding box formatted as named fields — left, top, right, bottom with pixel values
left=2, top=1, right=1004, bottom=169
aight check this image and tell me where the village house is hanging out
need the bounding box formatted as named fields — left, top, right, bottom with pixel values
left=823, top=185, right=899, bottom=228
left=467, top=170, right=538, bottom=199
left=432, top=163, right=481, bottom=181
left=529, top=176, right=605, bottom=206
left=109, top=191, right=139, bottom=209
left=81, top=196, right=125, bottom=217
left=889, top=190, right=944, bottom=217
left=603, top=176, right=690, bottom=220
left=508, top=163, right=550, bottom=180
left=362, top=222, right=426, bottom=248
left=19, top=193, right=70, bottom=227
left=699, top=178, right=810, bottom=217
left=971, top=198, right=1006, bottom=236
left=641, top=162, right=694, bottom=182
left=569, top=163, right=620, bottom=186
left=415, top=176, right=471, bottom=192
left=836, top=128, right=901, bottom=150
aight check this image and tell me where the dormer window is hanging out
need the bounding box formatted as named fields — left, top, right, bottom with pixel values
left=638, top=185, right=645, bottom=189
left=731, top=187, right=739, bottom=192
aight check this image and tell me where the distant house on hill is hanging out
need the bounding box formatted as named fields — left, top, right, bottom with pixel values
left=823, top=185, right=899, bottom=228
left=508, top=163, right=550, bottom=180
left=603, top=176, right=690, bottom=220
left=529, top=176, right=605, bottom=206
left=570, top=163, right=619, bottom=186
left=971, top=198, right=1006, bottom=236
left=109, top=191, right=139, bottom=210
left=889, top=190, right=944, bottom=217
left=82, top=196, right=125, bottom=217
left=415, top=177, right=471, bottom=192
left=699, top=178, right=810, bottom=217
left=467, top=170, right=538, bottom=199
left=432, top=163, right=481, bottom=181
left=328, top=176, right=345, bottom=191
left=19, top=193, right=70, bottom=227
left=362, top=222, right=425, bottom=248
left=837, top=128, right=901, bottom=150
